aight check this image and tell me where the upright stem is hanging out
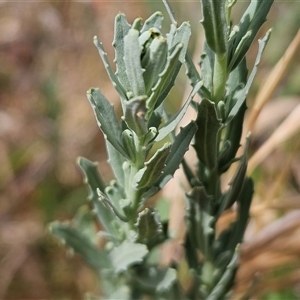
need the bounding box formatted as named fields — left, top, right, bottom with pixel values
left=213, top=54, right=227, bottom=103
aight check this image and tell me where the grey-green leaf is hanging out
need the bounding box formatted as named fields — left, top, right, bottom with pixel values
left=156, top=121, right=198, bottom=189
left=123, top=95, right=148, bottom=136
left=206, top=246, right=239, bottom=300
left=77, top=157, right=120, bottom=238
left=49, top=221, right=111, bottom=270
left=124, top=29, right=146, bottom=97
left=135, top=207, right=164, bottom=248
left=228, top=0, right=274, bottom=70
left=142, top=36, right=168, bottom=95
left=135, top=267, right=177, bottom=292
left=105, top=180, right=126, bottom=214
left=146, top=42, right=183, bottom=119
left=141, top=11, right=164, bottom=33
left=113, top=13, right=131, bottom=91
left=199, top=41, right=215, bottom=93
left=185, top=51, right=201, bottom=88
left=186, top=186, right=215, bottom=255
left=87, top=88, right=129, bottom=158
left=194, top=99, right=222, bottom=170
left=201, top=0, right=227, bottom=55
left=219, top=134, right=250, bottom=214
left=93, top=36, right=128, bottom=101
left=227, top=177, right=254, bottom=253
left=227, top=29, right=271, bottom=123
left=135, top=143, right=171, bottom=189
left=109, top=241, right=148, bottom=273
left=171, top=22, right=191, bottom=63
left=77, top=157, right=106, bottom=195
left=73, top=205, right=98, bottom=244
left=155, top=81, right=202, bottom=142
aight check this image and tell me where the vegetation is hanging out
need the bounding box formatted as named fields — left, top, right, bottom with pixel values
left=1, top=1, right=299, bottom=299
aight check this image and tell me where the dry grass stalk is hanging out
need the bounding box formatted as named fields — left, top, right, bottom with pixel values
left=247, top=29, right=300, bottom=133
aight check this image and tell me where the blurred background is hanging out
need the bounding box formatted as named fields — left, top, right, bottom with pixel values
left=0, top=1, right=299, bottom=299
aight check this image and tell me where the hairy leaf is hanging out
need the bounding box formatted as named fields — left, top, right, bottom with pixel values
left=109, top=241, right=148, bottom=273
left=206, top=246, right=239, bottom=300
left=87, top=88, right=129, bottom=158
left=113, top=13, right=131, bottom=92
left=155, top=81, right=202, bottom=142
left=186, top=186, right=215, bottom=256
left=77, top=157, right=120, bottom=238
left=185, top=51, right=201, bottom=88
left=77, top=157, right=106, bottom=195
left=141, top=11, right=164, bottom=33
left=135, top=143, right=171, bottom=188
left=142, top=36, right=168, bottom=95
left=135, top=267, right=177, bottom=292
left=146, top=42, right=183, bottom=119
left=201, top=0, right=227, bottom=55
left=73, top=205, right=98, bottom=244
left=156, top=121, right=198, bottom=189
left=227, top=177, right=254, bottom=252
left=194, top=99, right=222, bottom=170
left=227, top=30, right=271, bottom=123
left=228, top=0, right=274, bottom=70
left=124, top=29, right=146, bottom=97
left=106, top=142, right=126, bottom=188
left=49, top=221, right=111, bottom=270
left=93, top=37, right=128, bottom=101
left=105, top=180, right=126, bottom=216
left=199, top=41, right=215, bottom=94
left=135, top=207, right=164, bottom=248
left=171, top=22, right=191, bottom=63
left=220, top=134, right=251, bottom=214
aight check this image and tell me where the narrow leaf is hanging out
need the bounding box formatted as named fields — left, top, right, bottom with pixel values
left=199, top=41, right=215, bottom=93
left=220, top=134, right=251, bottom=214
left=185, top=51, right=201, bottom=88
left=77, top=157, right=106, bottom=194
left=124, top=29, right=146, bottom=97
left=206, top=246, right=239, bottom=300
left=49, top=221, right=111, bottom=270
left=135, top=267, right=177, bottom=292
left=194, top=99, right=222, bottom=169
left=135, top=143, right=171, bottom=189
left=146, top=42, right=183, bottom=119
left=87, top=88, right=129, bottom=158
left=105, top=180, right=126, bottom=214
left=77, top=157, right=120, bottom=238
left=106, top=141, right=126, bottom=188
left=155, top=81, right=202, bottom=142
left=227, top=30, right=271, bottom=123
left=122, top=96, right=147, bottom=136
left=73, top=205, right=98, bottom=244
left=228, top=0, right=274, bottom=70
left=93, top=36, right=128, bottom=101
left=201, top=0, right=227, bottom=55
left=141, top=11, right=164, bottom=33
left=113, top=13, right=131, bottom=91
left=171, top=22, right=191, bottom=63
left=156, top=121, right=198, bottom=189
left=186, top=186, right=215, bottom=256
left=142, top=36, right=168, bottom=95
left=227, top=177, right=254, bottom=253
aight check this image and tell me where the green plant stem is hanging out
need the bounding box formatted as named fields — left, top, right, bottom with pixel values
left=213, top=54, right=227, bottom=103
left=206, top=168, right=220, bottom=201
left=202, top=260, right=215, bottom=291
